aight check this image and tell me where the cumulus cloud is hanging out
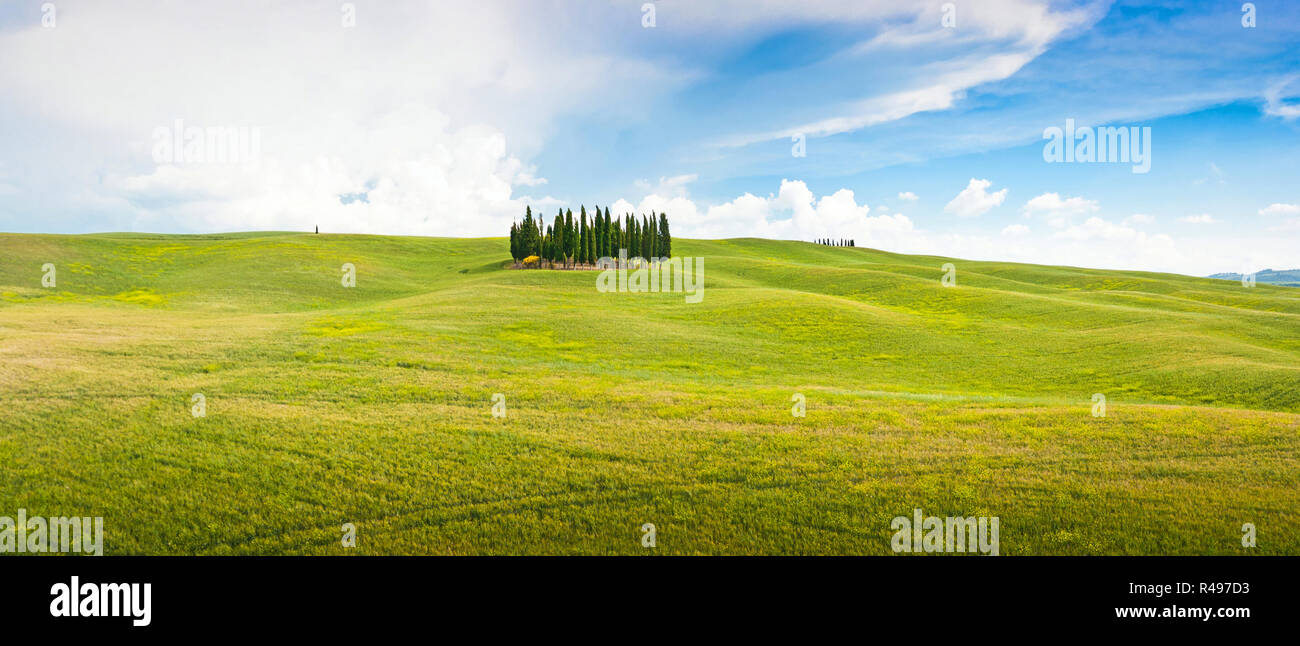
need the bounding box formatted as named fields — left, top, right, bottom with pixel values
left=0, top=0, right=680, bottom=235
left=1021, top=193, right=1099, bottom=224
left=607, top=180, right=1293, bottom=276
left=1124, top=213, right=1155, bottom=226
left=1258, top=203, right=1300, bottom=217
left=612, top=179, right=926, bottom=250
left=1179, top=214, right=1217, bottom=224
left=111, top=111, right=549, bottom=235
left=1044, top=217, right=1182, bottom=269
left=898, top=191, right=919, bottom=201
left=944, top=178, right=1007, bottom=218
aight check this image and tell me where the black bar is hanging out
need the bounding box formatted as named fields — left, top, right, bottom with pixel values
left=2, top=556, right=1290, bottom=635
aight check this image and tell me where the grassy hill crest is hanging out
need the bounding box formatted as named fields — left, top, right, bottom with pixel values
left=1, top=232, right=1297, bottom=554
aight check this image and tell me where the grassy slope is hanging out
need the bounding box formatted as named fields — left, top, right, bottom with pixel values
left=1, top=232, right=1297, bottom=554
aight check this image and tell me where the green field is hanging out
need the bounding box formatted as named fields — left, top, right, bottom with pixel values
left=1, top=232, right=1297, bottom=555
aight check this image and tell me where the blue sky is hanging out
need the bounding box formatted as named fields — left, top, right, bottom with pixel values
left=0, top=0, right=1297, bottom=275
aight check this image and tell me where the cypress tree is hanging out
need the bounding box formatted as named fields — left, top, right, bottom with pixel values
left=605, top=211, right=613, bottom=258
left=554, top=208, right=563, bottom=263
left=586, top=214, right=595, bottom=265
left=628, top=215, right=638, bottom=260
left=552, top=215, right=564, bottom=267
left=603, top=207, right=612, bottom=257
left=612, top=217, right=622, bottom=264
left=533, top=211, right=542, bottom=257
left=643, top=214, right=653, bottom=259
left=624, top=214, right=634, bottom=259
left=590, top=205, right=600, bottom=263
left=579, top=207, right=589, bottom=265
left=533, top=212, right=543, bottom=257
left=521, top=206, right=536, bottom=259
left=659, top=212, right=671, bottom=258
left=644, top=214, right=653, bottom=259
left=568, top=212, right=575, bottom=265
left=596, top=209, right=606, bottom=259
left=585, top=209, right=595, bottom=263
left=650, top=214, right=658, bottom=259
left=510, top=222, right=518, bottom=262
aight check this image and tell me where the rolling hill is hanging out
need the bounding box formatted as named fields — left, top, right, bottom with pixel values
left=1, top=232, right=1297, bottom=555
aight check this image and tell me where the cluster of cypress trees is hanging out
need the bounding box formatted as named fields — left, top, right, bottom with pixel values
left=509, top=205, right=671, bottom=268
left=817, top=238, right=855, bottom=247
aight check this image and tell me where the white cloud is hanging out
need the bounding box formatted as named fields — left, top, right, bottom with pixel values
left=611, top=180, right=1293, bottom=276
left=1021, top=192, right=1099, bottom=221
left=1258, top=203, right=1300, bottom=217
left=616, top=179, right=924, bottom=249
left=0, top=1, right=682, bottom=235
left=1179, top=214, right=1216, bottom=224
left=633, top=174, right=698, bottom=199
left=1124, top=213, right=1155, bottom=226
left=898, top=191, right=919, bottom=201
left=111, top=111, right=556, bottom=235
left=944, top=178, right=1007, bottom=218
left=721, top=1, right=1103, bottom=147
left=1047, top=217, right=1182, bottom=269
left=1263, top=75, right=1300, bottom=120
